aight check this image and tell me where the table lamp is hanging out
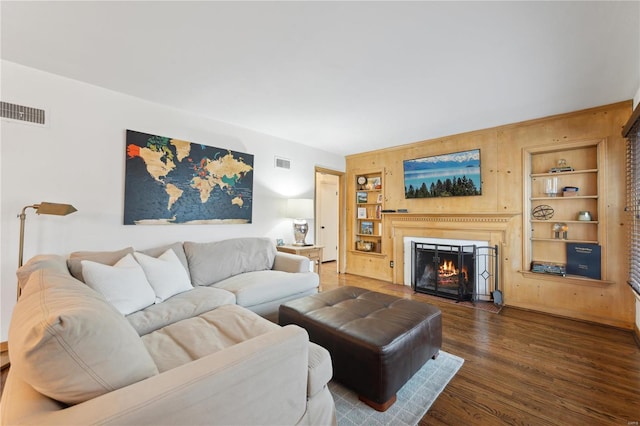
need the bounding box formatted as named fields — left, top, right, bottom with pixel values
left=286, top=199, right=314, bottom=246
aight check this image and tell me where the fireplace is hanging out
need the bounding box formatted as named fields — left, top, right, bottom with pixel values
left=412, top=242, right=476, bottom=300
left=389, top=214, right=511, bottom=300
left=405, top=237, right=499, bottom=302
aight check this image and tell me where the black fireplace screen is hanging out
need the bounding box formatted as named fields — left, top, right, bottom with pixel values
left=411, top=242, right=499, bottom=302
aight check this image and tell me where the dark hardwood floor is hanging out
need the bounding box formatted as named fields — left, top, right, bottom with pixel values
left=319, top=262, right=640, bottom=426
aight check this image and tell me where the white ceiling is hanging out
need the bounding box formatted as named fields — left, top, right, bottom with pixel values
left=2, top=1, right=639, bottom=156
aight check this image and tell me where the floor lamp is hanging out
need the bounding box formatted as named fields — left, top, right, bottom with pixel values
left=17, top=202, right=77, bottom=299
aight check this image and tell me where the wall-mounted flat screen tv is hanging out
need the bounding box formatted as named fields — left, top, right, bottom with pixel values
left=403, top=149, right=481, bottom=199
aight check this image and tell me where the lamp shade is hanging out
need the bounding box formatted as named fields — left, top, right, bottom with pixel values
left=34, top=202, right=77, bottom=216
left=17, top=201, right=77, bottom=299
left=286, top=199, right=314, bottom=219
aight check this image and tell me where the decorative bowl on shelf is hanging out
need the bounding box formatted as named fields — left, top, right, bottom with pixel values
left=356, top=240, right=374, bottom=252
left=577, top=211, right=592, bottom=221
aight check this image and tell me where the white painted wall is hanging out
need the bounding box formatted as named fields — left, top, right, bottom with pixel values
left=0, top=61, right=344, bottom=340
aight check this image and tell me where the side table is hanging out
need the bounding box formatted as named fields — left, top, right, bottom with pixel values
left=276, top=245, right=323, bottom=275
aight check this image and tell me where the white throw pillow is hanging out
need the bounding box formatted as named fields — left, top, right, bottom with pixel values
left=133, top=249, right=193, bottom=302
left=81, top=254, right=156, bottom=315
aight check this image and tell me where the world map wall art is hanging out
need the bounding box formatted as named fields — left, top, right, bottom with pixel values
left=124, top=130, right=254, bottom=225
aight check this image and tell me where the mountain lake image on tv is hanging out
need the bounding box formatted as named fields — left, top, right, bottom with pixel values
left=403, top=149, right=481, bottom=199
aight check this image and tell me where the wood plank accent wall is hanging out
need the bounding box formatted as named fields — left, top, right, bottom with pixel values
left=345, top=101, right=634, bottom=329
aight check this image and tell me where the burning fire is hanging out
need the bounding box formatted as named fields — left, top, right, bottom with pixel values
left=439, top=260, right=468, bottom=281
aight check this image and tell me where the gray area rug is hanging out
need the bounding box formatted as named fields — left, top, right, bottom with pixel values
left=331, top=351, right=464, bottom=426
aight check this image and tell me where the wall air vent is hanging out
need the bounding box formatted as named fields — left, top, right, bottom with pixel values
left=275, top=156, right=291, bottom=170
left=1, top=101, right=46, bottom=125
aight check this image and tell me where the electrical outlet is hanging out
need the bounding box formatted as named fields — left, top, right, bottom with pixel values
left=390, top=261, right=394, bottom=268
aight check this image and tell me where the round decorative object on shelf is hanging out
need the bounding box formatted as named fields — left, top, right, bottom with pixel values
left=532, top=204, right=554, bottom=220
left=357, top=176, right=367, bottom=189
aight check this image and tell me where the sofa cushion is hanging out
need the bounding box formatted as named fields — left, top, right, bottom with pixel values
left=9, top=266, right=158, bottom=405
left=184, top=238, right=276, bottom=286
left=213, top=270, right=319, bottom=307
left=67, top=246, right=134, bottom=282
left=81, top=254, right=156, bottom=315
left=133, top=249, right=193, bottom=302
left=141, top=304, right=280, bottom=372
left=16, top=254, right=69, bottom=294
left=139, top=242, right=190, bottom=280
left=307, top=343, right=333, bottom=397
left=273, top=252, right=311, bottom=273
left=126, top=286, right=236, bottom=335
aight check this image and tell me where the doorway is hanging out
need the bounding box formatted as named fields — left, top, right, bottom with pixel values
left=315, top=168, right=344, bottom=272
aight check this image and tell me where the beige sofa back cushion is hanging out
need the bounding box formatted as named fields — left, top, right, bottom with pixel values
left=16, top=254, right=69, bottom=293
left=184, top=238, right=276, bottom=286
left=67, top=246, right=134, bottom=282
left=9, top=264, right=159, bottom=405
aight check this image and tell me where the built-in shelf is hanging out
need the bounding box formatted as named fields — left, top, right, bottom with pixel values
left=349, top=249, right=386, bottom=257
left=530, top=238, right=599, bottom=244
left=531, top=220, right=598, bottom=224
left=523, top=139, right=606, bottom=282
left=519, top=270, right=613, bottom=287
left=530, top=169, right=598, bottom=178
left=530, top=195, right=598, bottom=201
left=353, top=170, right=385, bottom=255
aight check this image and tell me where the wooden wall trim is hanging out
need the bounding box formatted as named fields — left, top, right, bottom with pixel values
left=386, top=212, right=516, bottom=223
left=0, top=341, right=7, bottom=352
left=624, top=104, right=640, bottom=344
left=623, top=103, right=640, bottom=137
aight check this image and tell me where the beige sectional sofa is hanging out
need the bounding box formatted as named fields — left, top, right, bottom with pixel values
left=67, top=237, right=320, bottom=322
left=1, top=237, right=335, bottom=425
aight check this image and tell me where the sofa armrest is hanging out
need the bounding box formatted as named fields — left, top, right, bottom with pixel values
left=273, top=252, right=311, bottom=273
left=2, top=325, right=312, bottom=426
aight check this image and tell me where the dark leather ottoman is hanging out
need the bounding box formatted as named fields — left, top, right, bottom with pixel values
left=278, top=286, right=442, bottom=411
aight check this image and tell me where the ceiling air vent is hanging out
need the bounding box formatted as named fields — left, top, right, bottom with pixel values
left=275, top=156, right=291, bottom=170
left=1, top=101, right=46, bottom=125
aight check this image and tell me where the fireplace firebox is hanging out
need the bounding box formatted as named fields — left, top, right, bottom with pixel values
left=411, top=242, right=499, bottom=302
